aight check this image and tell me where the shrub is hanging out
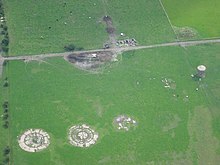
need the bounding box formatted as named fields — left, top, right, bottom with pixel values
left=64, top=44, right=76, bottom=51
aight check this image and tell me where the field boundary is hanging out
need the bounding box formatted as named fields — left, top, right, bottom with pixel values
left=158, top=0, right=178, bottom=40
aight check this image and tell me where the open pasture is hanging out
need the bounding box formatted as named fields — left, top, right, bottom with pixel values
left=0, top=0, right=220, bottom=164
left=3, top=0, right=175, bottom=56
left=4, top=0, right=107, bottom=55
left=4, top=44, right=220, bottom=164
left=162, top=0, right=220, bottom=38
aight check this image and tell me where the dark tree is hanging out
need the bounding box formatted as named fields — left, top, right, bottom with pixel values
left=3, top=114, right=8, bottom=120
left=2, top=102, right=8, bottom=108
left=2, top=46, right=8, bottom=53
left=3, top=25, right=7, bottom=31
left=3, top=146, right=10, bottom=156
left=1, top=38, right=9, bottom=46
left=3, top=157, right=9, bottom=164
left=64, top=44, right=75, bottom=51
left=0, top=30, right=5, bottom=35
left=3, top=108, right=8, bottom=113
left=3, top=121, right=9, bottom=128
left=3, top=81, right=8, bottom=87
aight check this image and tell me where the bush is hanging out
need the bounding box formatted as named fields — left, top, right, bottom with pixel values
left=3, top=157, right=9, bottom=164
left=64, top=44, right=75, bottom=51
left=75, top=47, right=84, bottom=51
left=3, top=25, right=7, bottom=31
left=2, top=101, right=8, bottom=108
left=3, top=114, right=8, bottom=120
left=3, top=81, right=8, bottom=87
left=2, top=46, right=8, bottom=53
left=3, top=121, right=9, bottom=128
left=1, top=38, right=9, bottom=46
left=3, top=108, right=8, bottom=113
left=3, top=146, right=10, bottom=156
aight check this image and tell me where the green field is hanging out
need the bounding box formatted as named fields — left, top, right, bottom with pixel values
left=1, top=0, right=220, bottom=165
left=0, top=44, right=218, bottom=164
left=4, top=0, right=175, bottom=56
left=4, top=0, right=108, bottom=55
left=162, top=0, right=220, bottom=38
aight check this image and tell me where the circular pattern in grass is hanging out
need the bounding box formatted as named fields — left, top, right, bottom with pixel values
left=68, top=124, right=98, bottom=148
left=18, top=129, right=50, bottom=152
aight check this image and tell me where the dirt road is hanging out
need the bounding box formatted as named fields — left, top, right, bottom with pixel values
left=0, top=38, right=220, bottom=77
left=4, top=38, right=220, bottom=61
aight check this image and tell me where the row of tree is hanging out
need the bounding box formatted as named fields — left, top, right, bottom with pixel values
left=0, top=0, right=9, bottom=55
left=1, top=101, right=10, bottom=165
left=1, top=2, right=10, bottom=164
left=2, top=100, right=9, bottom=129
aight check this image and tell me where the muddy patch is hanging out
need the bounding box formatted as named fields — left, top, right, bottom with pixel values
left=103, top=15, right=117, bottom=48
left=174, top=26, right=198, bottom=39
left=65, top=51, right=115, bottom=71
left=103, top=15, right=115, bottom=35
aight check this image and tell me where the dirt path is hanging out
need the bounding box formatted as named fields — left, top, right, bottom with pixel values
left=101, top=1, right=117, bottom=48
left=103, top=15, right=117, bottom=47
left=0, top=38, right=220, bottom=77
left=3, top=38, right=220, bottom=61
left=158, top=0, right=178, bottom=40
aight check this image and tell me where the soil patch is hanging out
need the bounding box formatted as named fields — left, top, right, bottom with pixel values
left=103, top=15, right=117, bottom=47
left=65, top=51, right=115, bottom=71
left=103, top=16, right=115, bottom=34
left=113, top=115, right=137, bottom=131
left=174, top=26, right=198, bottom=39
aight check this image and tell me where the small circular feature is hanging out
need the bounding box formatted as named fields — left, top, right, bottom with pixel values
left=197, top=65, right=206, bottom=78
left=18, top=129, right=50, bottom=152
left=114, top=115, right=137, bottom=131
left=68, top=124, right=98, bottom=148
left=197, top=65, right=206, bottom=71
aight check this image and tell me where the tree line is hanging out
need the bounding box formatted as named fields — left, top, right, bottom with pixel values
left=0, top=0, right=9, bottom=55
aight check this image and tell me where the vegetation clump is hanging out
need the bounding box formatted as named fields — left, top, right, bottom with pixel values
left=0, top=0, right=9, bottom=55
left=2, top=101, right=9, bottom=129
left=64, top=44, right=84, bottom=52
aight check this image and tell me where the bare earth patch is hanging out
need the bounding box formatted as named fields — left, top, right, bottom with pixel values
left=65, top=51, right=116, bottom=72
left=174, top=26, right=198, bottom=39
left=113, top=115, right=137, bottom=131
left=103, top=15, right=117, bottom=48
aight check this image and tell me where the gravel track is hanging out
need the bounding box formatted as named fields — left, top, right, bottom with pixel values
left=0, top=38, right=220, bottom=77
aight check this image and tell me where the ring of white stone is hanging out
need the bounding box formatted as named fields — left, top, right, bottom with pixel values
left=68, top=124, right=98, bottom=148
left=18, top=129, right=50, bottom=152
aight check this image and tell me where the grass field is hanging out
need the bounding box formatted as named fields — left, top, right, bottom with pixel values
left=8, top=47, right=190, bottom=164
left=103, top=0, right=176, bottom=45
left=3, top=0, right=175, bottom=56
left=162, top=0, right=220, bottom=38
left=1, top=0, right=220, bottom=164
left=4, top=0, right=108, bottom=55
left=2, top=44, right=219, bottom=164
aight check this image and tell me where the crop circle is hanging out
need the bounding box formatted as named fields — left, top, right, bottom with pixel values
left=68, top=124, right=98, bottom=148
left=18, top=129, right=50, bottom=152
